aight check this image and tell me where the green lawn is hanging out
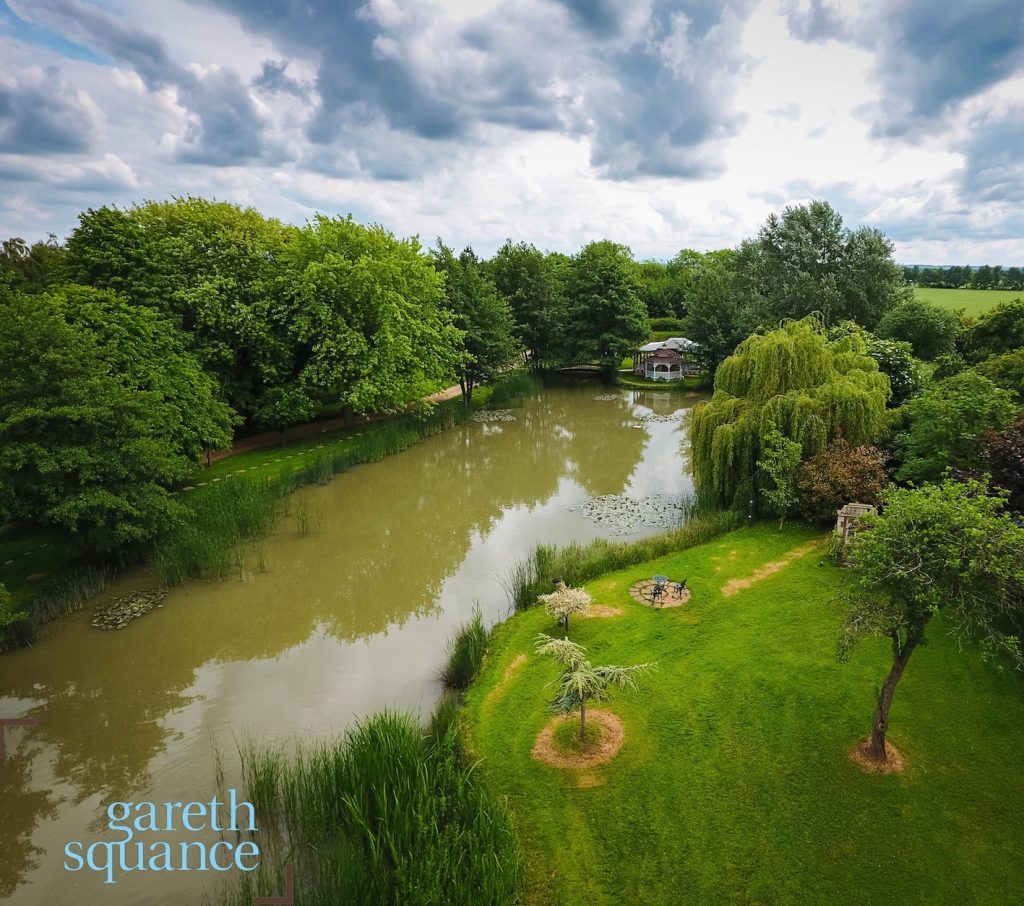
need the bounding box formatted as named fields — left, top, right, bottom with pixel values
left=913, top=286, right=1022, bottom=317
left=465, top=523, right=1024, bottom=904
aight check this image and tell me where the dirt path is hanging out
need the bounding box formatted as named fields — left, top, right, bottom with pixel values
left=209, top=383, right=464, bottom=462
left=720, top=540, right=823, bottom=597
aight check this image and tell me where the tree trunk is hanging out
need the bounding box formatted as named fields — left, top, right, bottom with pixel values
left=563, top=614, right=569, bottom=637
left=868, top=618, right=929, bottom=761
left=579, top=697, right=586, bottom=740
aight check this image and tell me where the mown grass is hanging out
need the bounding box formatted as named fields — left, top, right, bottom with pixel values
left=615, top=374, right=705, bottom=392
left=219, top=708, right=523, bottom=906
left=913, top=286, right=1023, bottom=317
left=466, top=522, right=1024, bottom=904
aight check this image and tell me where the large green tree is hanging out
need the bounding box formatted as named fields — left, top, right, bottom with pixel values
left=284, top=216, right=461, bottom=414
left=691, top=318, right=890, bottom=510
left=962, top=299, right=1024, bottom=361
left=0, top=235, right=65, bottom=293
left=432, top=243, right=520, bottom=404
left=65, top=198, right=293, bottom=418
left=0, top=290, right=231, bottom=548
left=894, top=371, right=1017, bottom=484
left=486, top=240, right=566, bottom=366
left=561, top=241, right=648, bottom=376
left=735, top=200, right=908, bottom=328
left=681, top=249, right=755, bottom=377
left=842, top=479, right=1024, bottom=764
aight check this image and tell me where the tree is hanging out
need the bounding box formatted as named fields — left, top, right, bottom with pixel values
left=284, top=216, right=461, bottom=415
left=253, top=385, right=318, bottom=441
left=486, top=240, right=566, bottom=366
left=795, top=437, right=889, bottom=522
left=562, top=241, right=649, bottom=377
left=841, top=479, right=1024, bottom=763
left=682, top=249, right=755, bottom=377
left=734, top=200, right=908, bottom=329
left=0, top=234, right=65, bottom=292
left=757, top=426, right=803, bottom=527
left=691, top=318, right=890, bottom=510
left=829, top=322, right=922, bottom=406
left=432, top=243, right=520, bottom=405
left=537, top=582, right=592, bottom=635
left=875, top=299, right=961, bottom=361
left=962, top=299, right=1024, bottom=361
left=65, top=198, right=293, bottom=419
left=0, top=290, right=216, bottom=549
left=535, top=634, right=654, bottom=739
left=895, top=371, right=1017, bottom=484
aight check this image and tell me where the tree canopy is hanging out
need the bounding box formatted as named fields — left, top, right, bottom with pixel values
left=735, top=200, right=908, bottom=329
left=431, top=243, right=520, bottom=404
left=0, top=289, right=232, bottom=549
left=561, top=241, right=648, bottom=375
left=691, top=318, right=890, bottom=510
left=875, top=299, right=961, bottom=361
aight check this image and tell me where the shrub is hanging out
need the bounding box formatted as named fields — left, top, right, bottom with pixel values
left=876, top=299, right=961, bottom=360
left=649, top=316, right=688, bottom=333
left=981, top=419, right=1024, bottom=513
left=795, top=437, right=889, bottom=522
left=895, top=371, right=1017, bottom=484
left=962, top=298, right=1024, bottom=361
left=974, top=348, right=1024, bottom=401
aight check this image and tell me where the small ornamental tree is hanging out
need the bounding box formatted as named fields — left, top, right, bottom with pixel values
left=875, top=299, right=961, bottom=361
left=757, top=426, right=802, bottom=527
left=841, top=479, right=1024, bottom=764
left=795, top=437, right=889, bottom=522
left=536, top=582, right=592, bottom=635
left=535, top=635, right=654, bottom=739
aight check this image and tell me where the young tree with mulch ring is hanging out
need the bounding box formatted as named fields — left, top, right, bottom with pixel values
left=535, top=634, right=654, bottom=740
left=537, top=582, right=592, bottom=636
left=840, top=478, right=1024, bottom=765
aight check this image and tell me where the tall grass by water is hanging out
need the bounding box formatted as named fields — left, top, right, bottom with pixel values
left=441, top=609, right=489, bottom=690
left=485, top=370, right=544, bottom=407
left=156, top=402, right=469, bottom=585
left=505, top=503, right=742, bottom=611
left=219, top=709, right=522, bottom=906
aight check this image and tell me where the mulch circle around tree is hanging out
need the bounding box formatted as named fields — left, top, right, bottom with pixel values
left=531, top=710, right=625, bottom=769
left=629, top=580, right=692, bottom=608
left=849, top=738, right=907, bottom=774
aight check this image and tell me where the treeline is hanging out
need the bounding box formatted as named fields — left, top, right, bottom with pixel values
left=903, top=263, right=1024, bottom=290
left=0, top=197, right=917, bottom=555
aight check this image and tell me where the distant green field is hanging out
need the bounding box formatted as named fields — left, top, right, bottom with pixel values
left=913, top=286, right=1023, bottom=317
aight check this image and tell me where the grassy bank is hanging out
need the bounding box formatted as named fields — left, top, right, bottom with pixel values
left=913, top=286, right=1022, bottom=316
left=615, top=374, right=705, bottom=392
left=466, top=522, right=1024, bottom=904
left=505, top=505, right=741, bottom=610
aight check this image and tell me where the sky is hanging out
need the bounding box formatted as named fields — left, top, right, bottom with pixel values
left=0, top=0, right=1022, bottom=264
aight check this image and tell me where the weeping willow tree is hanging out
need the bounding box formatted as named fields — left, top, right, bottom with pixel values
left=691, top=317, right=890, bottom=511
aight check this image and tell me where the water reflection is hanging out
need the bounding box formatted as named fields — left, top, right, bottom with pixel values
left=0, top=385, right=700, bottom=903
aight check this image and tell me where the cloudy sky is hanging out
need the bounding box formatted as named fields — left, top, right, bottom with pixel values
left=1, top=0, right=1022, bottom=263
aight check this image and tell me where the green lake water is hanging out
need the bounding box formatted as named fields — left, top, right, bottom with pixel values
left=0, top=384, right=703, bottom=905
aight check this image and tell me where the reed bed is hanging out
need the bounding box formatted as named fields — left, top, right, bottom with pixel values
left=485, top=371, right=544, bottom=408
left=219, top=709, right=522, bottom=906
left=440, top=609, right=488, bottom=691
left=156, top=401, right=470, bottom=585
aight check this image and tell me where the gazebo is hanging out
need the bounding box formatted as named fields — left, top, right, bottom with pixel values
left=642, top=347, right=684, bottom=381
left=633, top=337, right=701, bottom=380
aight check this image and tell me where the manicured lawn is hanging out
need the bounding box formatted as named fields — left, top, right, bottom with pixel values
left=465, top=523, right=1024, bottom=905
left=616, top=374, right=705, bottom=392
left=913, top=286, right=1022, bottom=317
